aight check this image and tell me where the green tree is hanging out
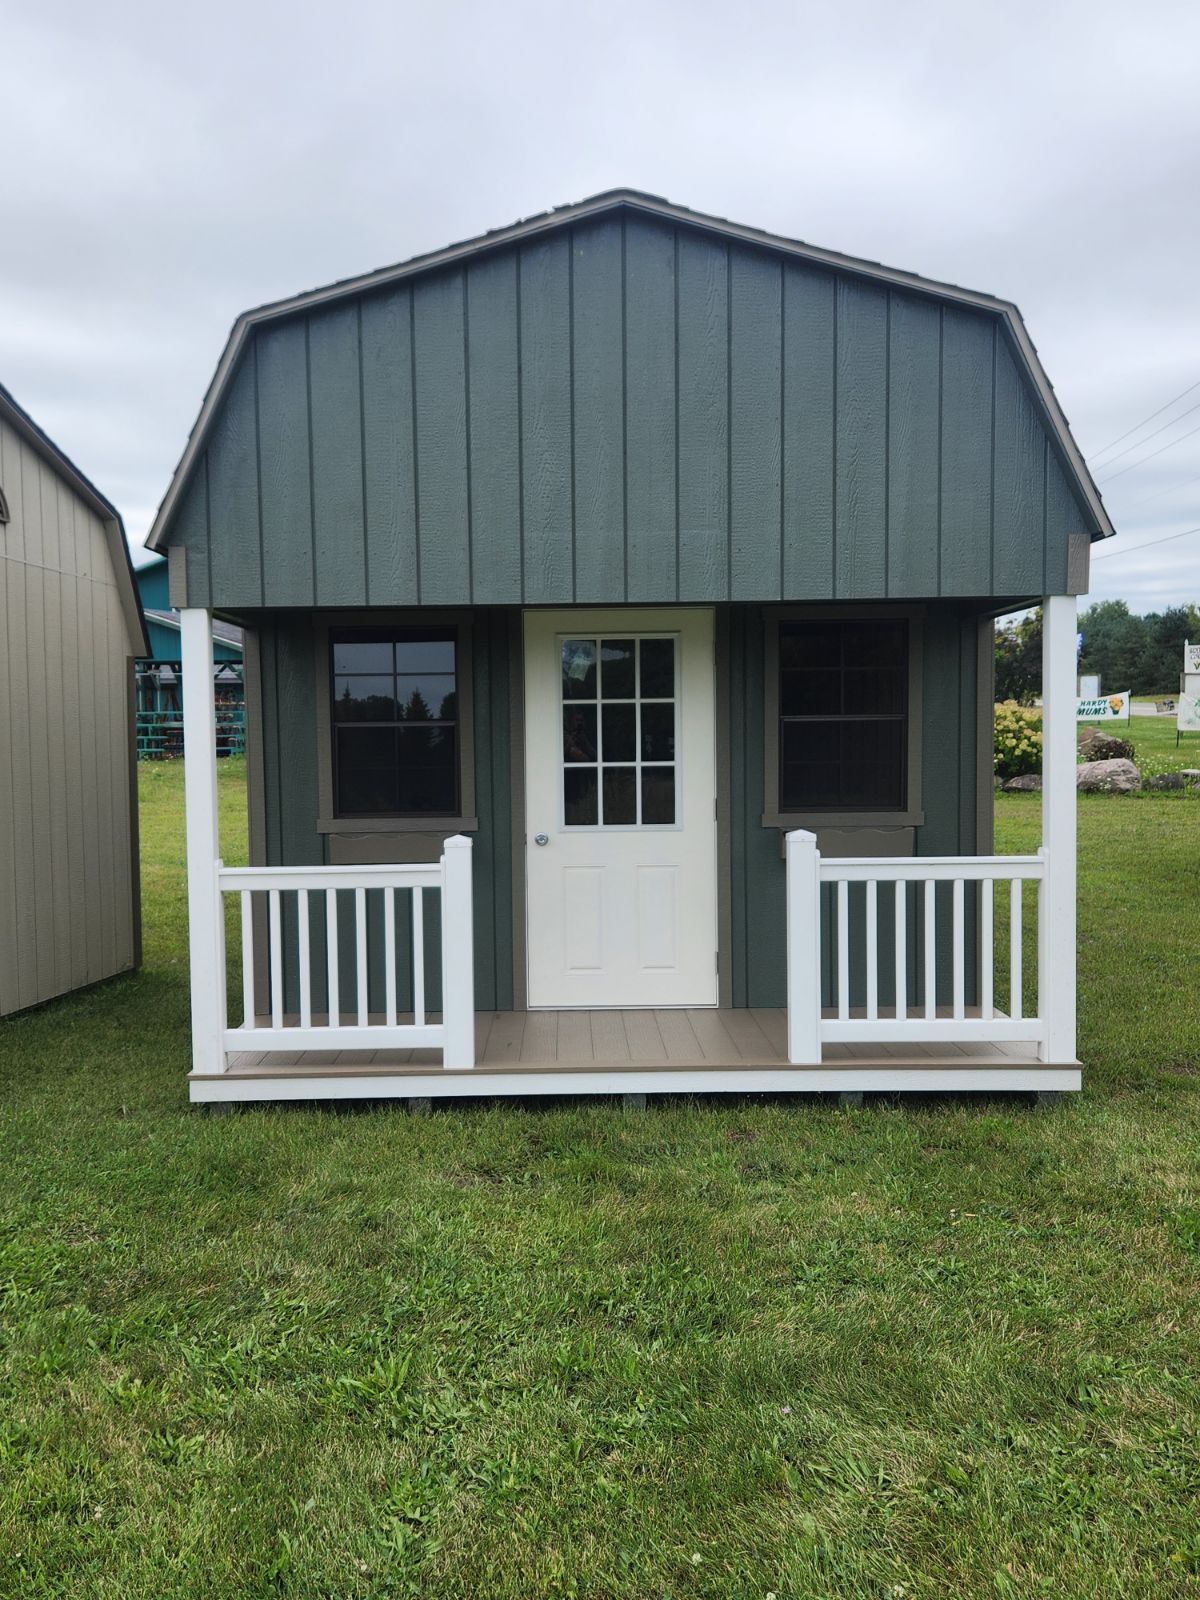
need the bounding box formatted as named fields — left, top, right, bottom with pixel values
left=1076, top=600, right=1144, bottom=691
left=995, top=609, right=1042, bottom=704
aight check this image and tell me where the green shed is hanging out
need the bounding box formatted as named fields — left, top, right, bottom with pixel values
left=145, top=190, right=1111, bottom=1105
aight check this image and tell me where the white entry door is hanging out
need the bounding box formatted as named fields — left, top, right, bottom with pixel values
left=524, top=608, right=718, bottom=1008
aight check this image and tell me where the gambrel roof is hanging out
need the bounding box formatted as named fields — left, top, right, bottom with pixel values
left=149, top=188, right=1113, bottom=559
left=149, top=190, right=1112, bottom=611
left=0, top=380, right=147, bottom=654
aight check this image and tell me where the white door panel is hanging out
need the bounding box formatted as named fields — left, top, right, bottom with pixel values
left=524, top=608, right=718, bottom=1008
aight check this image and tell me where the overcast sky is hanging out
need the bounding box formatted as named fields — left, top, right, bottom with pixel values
left=4, top=0, right=1199, bottom=611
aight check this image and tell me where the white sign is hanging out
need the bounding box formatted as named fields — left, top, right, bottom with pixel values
left=1185, top=641, right=1200, bottom=674
left=1077, top=691, right=1130, bottom=721
left=1179, top=690, right=1200, bottom=733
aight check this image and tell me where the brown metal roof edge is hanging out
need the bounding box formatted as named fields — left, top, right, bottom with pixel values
left=0, top=379, right=149, bottom=655
left=144, top=188, right=1115, bottom=555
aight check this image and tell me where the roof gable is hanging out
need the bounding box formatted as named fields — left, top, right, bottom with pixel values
left=0, top=380, right=146, bottom=654
left=154, top=194, right=1111, bottom=609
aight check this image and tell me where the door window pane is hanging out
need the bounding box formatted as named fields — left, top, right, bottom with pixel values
left=561, top=633, right=679, bottom=828
left=602, top=767, right=637, bottom=825
left=641, top=767, right=675, bottom=824
left=563, top=705, right=598, bottom=763
left=640, top=702, right=675, bottom=761
left=564, top=767, right=598, bottom=826
left=601, top=703, right=636, bottom=762
left=639, top=638, right=674, bottom=698
left=562, top=640, right=597, bottom=698
left=600, top=639, right=635, bottom=698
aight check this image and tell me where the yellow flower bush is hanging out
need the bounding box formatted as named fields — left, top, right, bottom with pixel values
left=994, top=700, right=1043, bottom=780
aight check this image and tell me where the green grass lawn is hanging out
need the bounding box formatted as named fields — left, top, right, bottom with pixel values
left=1, top=761, right=1199, bottom=1599
left=1083, top=709, right=1200, bottom=779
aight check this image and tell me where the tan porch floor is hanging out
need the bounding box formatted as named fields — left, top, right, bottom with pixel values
left=220, top=1007, right=1047, bottom=1077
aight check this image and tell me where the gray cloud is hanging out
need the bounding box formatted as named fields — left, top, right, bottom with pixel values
left=4, top=0, right=1199, bottom=607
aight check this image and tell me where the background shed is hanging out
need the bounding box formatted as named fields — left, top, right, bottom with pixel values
left=0, top=381, right=147, bottom=1017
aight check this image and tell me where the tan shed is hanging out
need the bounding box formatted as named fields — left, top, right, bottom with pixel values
left=0, top=381, right=147, bottom=1017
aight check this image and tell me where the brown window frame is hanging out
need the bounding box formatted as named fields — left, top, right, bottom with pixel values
left=762, top=605, right=925, bottom=830
left=315, top=611, right=477, bottom=835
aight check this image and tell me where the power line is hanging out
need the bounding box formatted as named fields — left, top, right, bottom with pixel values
left=1091, top=376, right=1200, bottom=459
left=1092, top=523, right=1200, bottom=561
left=1093, top=395, right=1200, bottom=470
left=1098, top=417, right=1200, bottom=484
left=1114, top=465, right=1200, bottom=513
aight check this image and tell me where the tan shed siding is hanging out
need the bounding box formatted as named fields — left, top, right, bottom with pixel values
left=0, top=412, right=138, bottom=1016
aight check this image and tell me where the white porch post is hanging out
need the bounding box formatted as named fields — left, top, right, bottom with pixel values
left=180, top=608, right=226, bottom=1075
left=440, top=834, right=475, bottom=1069
left=1039, top=595, right=1078, bottom=1064
left=786, top=829, right=822, bottom=1065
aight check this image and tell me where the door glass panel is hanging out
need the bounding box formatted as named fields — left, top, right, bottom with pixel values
left=639, top=638, right=674, bottom=698
left=560, top=633, right=678, bottom=828
left=562, top=640, right=597, bottom=698
left=564, top=767, right=598, bottom=826
left=640, top=702, right=675, bottom=761
left=641, top=767, right=675, bottom=824
left=563, top=705, right=597, bottom=763
left=600, top=639, right=635, bottom=698
left=601, top=703, right=636, bottom=762
left=602, top=766, right=637, bottom=825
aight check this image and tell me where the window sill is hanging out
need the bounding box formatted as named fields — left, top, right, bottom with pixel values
left=318, top=816, right=478, bottom=835
left=761, top=810, right=925, bottom=830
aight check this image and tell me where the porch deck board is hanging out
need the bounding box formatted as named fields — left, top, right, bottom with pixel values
left=221, top=1007, right=1047, bottom=1076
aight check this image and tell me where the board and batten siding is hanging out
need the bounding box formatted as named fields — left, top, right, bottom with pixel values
left=727, top=604, right=986, bottom=1010
left=251, top=610, right=516, bottom=1013
left=0, top=413, right=139, bottom=1016
left=165, top=215, right=1098, bottom=611
left=248, top=600, right=984, bottom=1015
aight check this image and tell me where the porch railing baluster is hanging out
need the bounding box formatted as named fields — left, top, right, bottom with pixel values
left=384, top=887, right=397, bottom=1028
left=214, top=842, right=473, bottom=1068
left=786, top=833, right=1049, bottom=1058
left=412, top=887, right=425, bottom=1028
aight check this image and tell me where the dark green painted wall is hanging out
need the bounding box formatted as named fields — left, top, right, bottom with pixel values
left=166, top=212, right=1097, bottom=611
left=250, top=601, right=985, bottom=1014
left=254, top=610, right=515, bottom=1013
left=728, top=604, right=984, bottom=1009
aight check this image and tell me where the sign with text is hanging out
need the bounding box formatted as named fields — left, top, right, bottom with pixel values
left=1179, top=690, right=1200, bottom=733
left=1185, top=642, right=1200, bottom=674
left=1076, top=691, right=1130, bottom=721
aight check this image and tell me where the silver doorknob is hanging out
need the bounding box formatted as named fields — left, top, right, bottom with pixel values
left=534, top=833, right=549, bottom=846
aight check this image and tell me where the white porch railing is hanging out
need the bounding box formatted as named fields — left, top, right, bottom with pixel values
left=786, top=834, right=1062, bottom=1063
left=211, top=840, right=475, bottom=1070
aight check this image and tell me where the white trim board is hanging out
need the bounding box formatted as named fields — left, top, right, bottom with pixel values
left=190, top=1066, right=1081, bottom=1102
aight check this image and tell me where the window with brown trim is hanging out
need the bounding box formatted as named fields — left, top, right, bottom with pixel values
left=330, top=628, right=459, bottom=817
left=778, top=619, right=909, bottom=812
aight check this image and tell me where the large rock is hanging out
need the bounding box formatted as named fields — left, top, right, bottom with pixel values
left=1145, top=772, right=1188, bottom=791
left=1078, top=728, right=1135, bottom=763
left=1076, top=758, right=1140, bottom=793
left=1003, top=774, right=1042, bottom=792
